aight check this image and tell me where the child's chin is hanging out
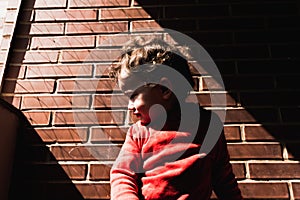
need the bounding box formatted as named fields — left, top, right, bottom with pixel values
left=140, top=120, right=151, bottom=126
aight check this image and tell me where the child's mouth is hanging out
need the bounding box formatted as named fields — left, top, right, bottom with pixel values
left=135, top=113, right=142, bottom=118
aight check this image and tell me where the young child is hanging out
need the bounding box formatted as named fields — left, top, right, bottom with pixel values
left=109, top=36, right=243, bottom=200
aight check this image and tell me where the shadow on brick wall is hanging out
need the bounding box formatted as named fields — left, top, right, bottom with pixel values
left=0, top=99, right=84, bottom=200
left=135, top=0, right=300, bottom=161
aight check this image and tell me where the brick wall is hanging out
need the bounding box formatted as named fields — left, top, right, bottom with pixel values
left=0, top=0, right=22, bottom=90
left=1, top=0, right=300, bottom=199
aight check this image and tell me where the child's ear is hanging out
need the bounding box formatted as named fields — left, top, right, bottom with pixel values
left=159, top=77, right=173, bottom=100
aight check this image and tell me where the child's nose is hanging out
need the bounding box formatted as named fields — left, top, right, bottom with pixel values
left=128, top=101, right=135, bottom=111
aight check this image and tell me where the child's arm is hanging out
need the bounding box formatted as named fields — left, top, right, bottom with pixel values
left=212, top=131, right=243, bottom=200
left=110, top=126, right=143, bottom=200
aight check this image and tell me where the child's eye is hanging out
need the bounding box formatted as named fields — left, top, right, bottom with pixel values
left=129, top=93, right=138, bottom=100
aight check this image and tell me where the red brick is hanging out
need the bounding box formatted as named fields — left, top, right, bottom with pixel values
left=23, top=111, right=51, bottom=125
left=177, top=61, right=207, bottom=76
left=2, top=24, right=14, bottom=36
left=66, top=21, right=128, bottom=34
left=95, top=63, right=112, bottom=77
left=245, top=125, right=300, bottom=141
left=33, top=0, right=67, bottom=8
left=30, top=23, right=64, bottom=35
left=224, top=126, right=241, bottom=141
left=249, top=163, right=300, bottom=179
left=186, top=92, right=237, bottom=107
left=0, top=37, right=11, bottom=50
left=57, top=79, right=118, bottom=93
left=89, top=164, right=112, bottom=180
left=97, top=33, right=164, bottom=47
left=36, top=127, right=88, bottom=143
left=60, top=49, right=122, bottom=62
left=31, top=36, right=95, bottom=49
left=201, top=77, right=225, bottom=91
left=2, top=79, right=55, bottom=94
left=232, top=163, right=245, bottom=179
left=0, top=51, right=7, bottom=63
left=61, top=164, right=86, bottom=180
left=13, top=50, right=59, bottom=64
left=239, top=182, right=289, bottom=199
left=132, top=20, right=163, bottom=32
left=100, top=8, right=159, bottom=20
left=7, top=0, right=21, bottom=8
left=293, top=183, right=300, bottom=200
left=4, top=9, right=19, bottom=23
left=93, top=94, right=128, bottom=108
left=51, top=145, right=121, bottom=161
left=26, top=64, right=93, bottom=78
left=228, top=143, right=282, bottom=160
left=245, top=125, right=275, bottom=141
left=90, top=127, right=127, bottom=142
left=21, top=95, right=90, bottom=109
left=75, top=183, right=110, bottom=199
left=53, top=110, right=125, bottom=125
left=69, top=0, right=129, bottom=7
left=218, top=108, right=279, bottom=123
left=35, top=9, right=97, bottom=21
left=0, top=66, right=3, bottom=78
left=286, top=143, right=300, bottom=160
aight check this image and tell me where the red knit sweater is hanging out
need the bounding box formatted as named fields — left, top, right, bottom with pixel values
left=110, top=109, right=243, bottom=200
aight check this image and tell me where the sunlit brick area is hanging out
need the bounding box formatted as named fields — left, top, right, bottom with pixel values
left=0, top=0, right=9, bottom=84
left=0, top=0, right=300, bottom=199
left=0, top=0, right=22, bottom=88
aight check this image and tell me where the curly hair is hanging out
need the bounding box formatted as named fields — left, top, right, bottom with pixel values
left=110, top=36, right=195, bottom=92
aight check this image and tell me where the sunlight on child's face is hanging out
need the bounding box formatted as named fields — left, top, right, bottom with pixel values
left=119, top=74, right=166, bottom=126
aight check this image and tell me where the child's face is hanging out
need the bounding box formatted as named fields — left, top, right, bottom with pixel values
left=119, top=74, right=166, bottom=126
left=128, top=85, right=164, bottom=125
